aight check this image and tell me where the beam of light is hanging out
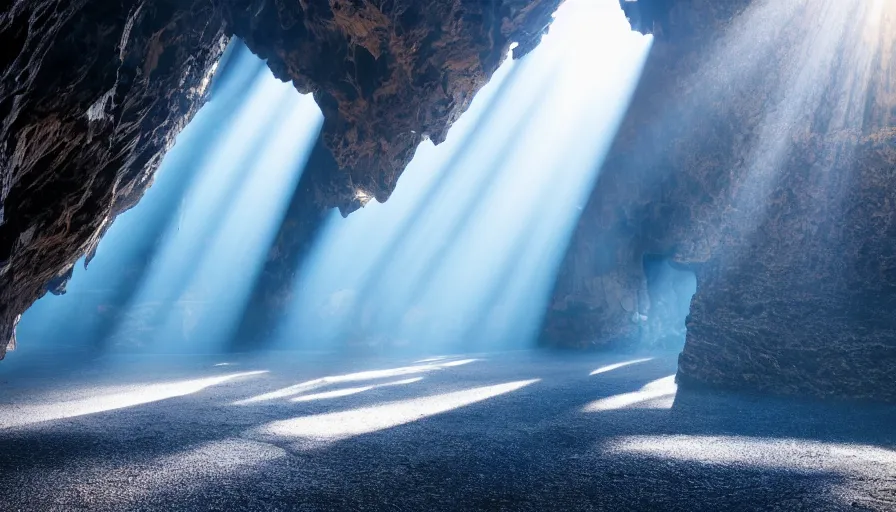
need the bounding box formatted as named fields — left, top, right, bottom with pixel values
left=590, top=357, right=654, bottom=376
left=18, top=0, right=651, bottom=356
left=606, top=435, right=896, bottom=477
left=644, top=0, right=895, bottom=263
left=120, top=66, right=323, bottom=351
left=14, top=42, right=268, bottom=352
left=253, top=379, right=539, bottom=444
left=726, top=1, right=873, bottom=239
left=290, top=377, right=423, bottom=402
left=16, top=41, right=324, bottom=353
left=233, top=358, right=479, bottom=404
left=579, top=0, right=896, bottom=294
left=272, top=0, right=653, bottom=355
left=0, top=371, right=267, bottom=429
left=582, top=374, right=676, bottom=412
left=273, top=55, right=546, bottom=351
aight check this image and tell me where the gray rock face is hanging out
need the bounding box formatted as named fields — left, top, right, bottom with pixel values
left=548, top=0, right=896, bottom=401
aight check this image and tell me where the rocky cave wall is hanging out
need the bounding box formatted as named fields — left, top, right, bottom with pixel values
left=4, top=0, right=895, bottom=404
left=546, top=0, right=896, bottom=401
left=0, top=0, right=229, bottom=358
left=0, top=0, right=560, bottom=358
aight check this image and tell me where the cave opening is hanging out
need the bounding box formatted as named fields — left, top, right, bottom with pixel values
left=641, top=254, right=696, bottom=351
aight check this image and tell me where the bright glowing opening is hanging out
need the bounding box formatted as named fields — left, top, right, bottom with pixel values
left=641, top=256, right=696, bottom=350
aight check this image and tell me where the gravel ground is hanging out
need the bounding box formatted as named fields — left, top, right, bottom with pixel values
left=0, top=349, right=894, bottom=511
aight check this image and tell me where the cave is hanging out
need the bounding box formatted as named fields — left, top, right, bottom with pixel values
left=0, top=0, right=895, bottom=510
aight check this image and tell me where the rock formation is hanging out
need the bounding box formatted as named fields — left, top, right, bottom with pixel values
left=546, top=0, right=896, bottom=401
left=0, top=0, right=560, bottom=358
left=0, top=0, right=228, bottom=358
left=220, top=0, right=560, bottom=214
left=3, top=0, right=895, bottom=405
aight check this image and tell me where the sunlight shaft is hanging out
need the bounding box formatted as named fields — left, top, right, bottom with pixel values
left=583, top=375, right=677, bottom=412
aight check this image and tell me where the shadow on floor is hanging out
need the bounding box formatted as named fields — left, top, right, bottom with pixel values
left=0, top=351, right=893, bottom=511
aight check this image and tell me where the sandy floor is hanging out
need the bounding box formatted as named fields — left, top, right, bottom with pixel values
left=0, top=349, right=894, bottom=511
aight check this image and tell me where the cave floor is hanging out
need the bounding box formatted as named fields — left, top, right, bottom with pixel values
left=0, top=349, right=894, bottom=511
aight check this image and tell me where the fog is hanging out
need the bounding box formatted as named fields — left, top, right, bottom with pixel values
left=16, top=0, right=654, bottom=357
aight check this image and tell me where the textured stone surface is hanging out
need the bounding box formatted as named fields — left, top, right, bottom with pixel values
left=547, top=0, right=896, bottom=401
left=229, top=133, right=336, bottom=350
left=0, top=0, right=227, bottom=359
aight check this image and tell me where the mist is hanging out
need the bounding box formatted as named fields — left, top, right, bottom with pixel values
left=16, top=0, right=654, bottom=358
